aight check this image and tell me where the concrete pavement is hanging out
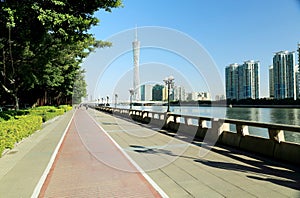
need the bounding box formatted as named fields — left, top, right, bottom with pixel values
left=0, top=107, right=300, bottom=197
left=38, top=109, right=163, bottom=197
left=0, top=110, right=74, bottom=198
left=90, top=108, right=300, bottom=197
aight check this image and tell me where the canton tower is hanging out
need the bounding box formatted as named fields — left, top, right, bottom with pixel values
left=132, top=27, right=140, bottom=101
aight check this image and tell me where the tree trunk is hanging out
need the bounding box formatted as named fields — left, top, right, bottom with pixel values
left=14, top=94, right=19, bottom=110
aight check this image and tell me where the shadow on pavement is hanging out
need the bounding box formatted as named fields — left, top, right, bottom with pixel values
left=194, top=148, right=300, bottom=191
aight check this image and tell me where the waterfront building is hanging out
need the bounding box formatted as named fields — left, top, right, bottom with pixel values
left=187, top=92, right=195, bottom=101
left=296, top=67, right=299, bottom=99
left=173, top=86, right=186, bottom=101
left=186, top=92, right=210, bottom=101
left=297, top=43, right=300, bottom=98
left=132, top=28, right=140, bottom=101
left=198, top=92, right=211, bottom=100
left=225, top=63, right=239, bottom=100
left=185, top=93, right=192, bottom=101
left=273, top=51, right=296, bottom=99
left=215, top=94, right=226, bottom=101
left=237, top=60, right=260, bottom=100
left=162, top=87, right=167, bottom=101
left=298, top=43, right=300, bottom=65
left=140, top=84, right=153, bottom=101
left=152, top=84, right=164, bottom=101
left=225, top=61, right=259, bottom=100
left=269, top=65, right=274, bottom=98
left=162, top=86, right=174, bottom=101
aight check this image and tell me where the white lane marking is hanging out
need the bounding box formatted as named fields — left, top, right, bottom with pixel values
left=86, top=110, right=169, bottom=198
left=31, top=110, right=75, bottom=198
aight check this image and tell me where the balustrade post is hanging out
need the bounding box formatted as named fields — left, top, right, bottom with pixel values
left=203, top=119, right=229, bottom=145
left=160, top=113, right=164, bottom=120
left=166, top=113, right=173, bottom=124
left=184, top=117, right=190, bottom=125
left=198, top=118, right=207, bottom=128
left=211, top=119, right=229, bottom=134
left=236, top=124, right=249, bottom=136
left=143, top=111, right=149, bottom=119
left=268, top=128, right=285, bottom=143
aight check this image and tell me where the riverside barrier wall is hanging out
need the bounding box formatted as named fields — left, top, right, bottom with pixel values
left=94, top=106, right=300, bottom=165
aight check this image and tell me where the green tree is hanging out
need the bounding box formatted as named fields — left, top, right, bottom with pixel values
left=72, top=69, right=87, bottom=104
left=0, top=0, right=122, bottom=108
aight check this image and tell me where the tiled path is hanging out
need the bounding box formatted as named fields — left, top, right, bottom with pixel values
left=90, top=109, right=300, bottom=198
left=1, top=108, right=300, bottom=197
left=38, top=109, right=163, bottom=197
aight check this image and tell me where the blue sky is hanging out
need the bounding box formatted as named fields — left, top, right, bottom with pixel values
left=82, top=0, right=300, bottom=101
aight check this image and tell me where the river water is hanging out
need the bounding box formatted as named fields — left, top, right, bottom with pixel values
left=123, top=105, right=300, bottom=143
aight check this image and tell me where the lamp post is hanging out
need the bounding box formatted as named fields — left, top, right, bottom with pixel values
left=163, top=75, right=175, bottom=112
left=114, top=93, right=118, bottom=108
left=106, top=95, right=109, bottom=106
left=129, top=88, right=134, bottom=109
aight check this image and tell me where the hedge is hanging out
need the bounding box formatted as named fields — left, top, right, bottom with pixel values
left=0, top=115, right=42, bottom=156
left=29, top=106, right=71, bottom=122
left=0, top=105, right=72, bottom=157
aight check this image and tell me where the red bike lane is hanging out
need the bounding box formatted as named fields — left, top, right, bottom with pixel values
left=38, top=109, right=162, bottom=197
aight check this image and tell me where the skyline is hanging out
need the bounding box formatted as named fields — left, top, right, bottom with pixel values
left=82, top=0, right=300, bottom=101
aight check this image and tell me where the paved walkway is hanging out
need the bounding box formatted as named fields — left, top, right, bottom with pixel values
left=89, top=109, right=300, bottom=198
left=0, top=108, right=300, bottom=197
left=38, top=109, right=162, bottom=197
left=0, top=110, right=73, bottom=197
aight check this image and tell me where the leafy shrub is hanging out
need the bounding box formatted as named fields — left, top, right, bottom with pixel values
left=0, top=112, right=12, bottom=121
left=0, top=105, right=72, bottom=156
left=0, top=115, right=42, bottom=156
left=0, top=110, right=30, bottom=122
left=58, top=105, right=73, bottom=112
left=29, top=106, right=69, bottom=122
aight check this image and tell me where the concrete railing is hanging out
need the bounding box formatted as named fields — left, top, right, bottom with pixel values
left=94, top=106, right=300, bottom=165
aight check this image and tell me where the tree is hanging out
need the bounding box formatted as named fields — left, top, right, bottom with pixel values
left=72, top=69, right=87, bottom=105
left=0, top=0, right=122, bottom=108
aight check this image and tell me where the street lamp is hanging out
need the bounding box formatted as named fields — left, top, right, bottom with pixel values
left=114, top=93, right=118, bottom=108
left=163, top=75, right=175, bottom=112
left=129, top=88, right=134, bottom=109
left=106, top=95, right=109, bottom=106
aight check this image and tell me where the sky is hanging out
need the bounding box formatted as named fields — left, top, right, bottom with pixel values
left=82, top=0, right=300, bottom=101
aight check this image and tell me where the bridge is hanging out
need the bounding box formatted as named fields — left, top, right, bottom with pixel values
left=0, top=106, right=299, bottom=197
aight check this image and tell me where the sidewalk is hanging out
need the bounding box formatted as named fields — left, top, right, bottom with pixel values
left=38, top=108, right=163, bottom=197
left=1, top=107, right=300, bottom=197
left=0, top=110, right=74, bottom=198
left=89, top=109, right=300, bottom=198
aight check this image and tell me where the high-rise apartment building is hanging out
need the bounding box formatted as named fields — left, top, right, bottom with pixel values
left=273, top=51, right=296, bottom=99
left=237, top=60, right=260, bottom=100
left=269, top=65, right=274, bottom=98
left=152, top=84, right=164, bottom=101
left=297, top=44, right=300, bottom=98
left=225, top=61, right=259, bottom=100
left=225, top=63, right=239, bottom=100
left=140, top=84, right=153, bottom=101
left=296, top=65, right=299, bottom=99
left=298, top=43, right=300, bottom=65
left=173, top=86, right=186, bottom=101
left=162, top=86, right=175, bottom=101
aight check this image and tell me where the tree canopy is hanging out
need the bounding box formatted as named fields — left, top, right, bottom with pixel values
left=0, top=0, right=122, bottom=109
